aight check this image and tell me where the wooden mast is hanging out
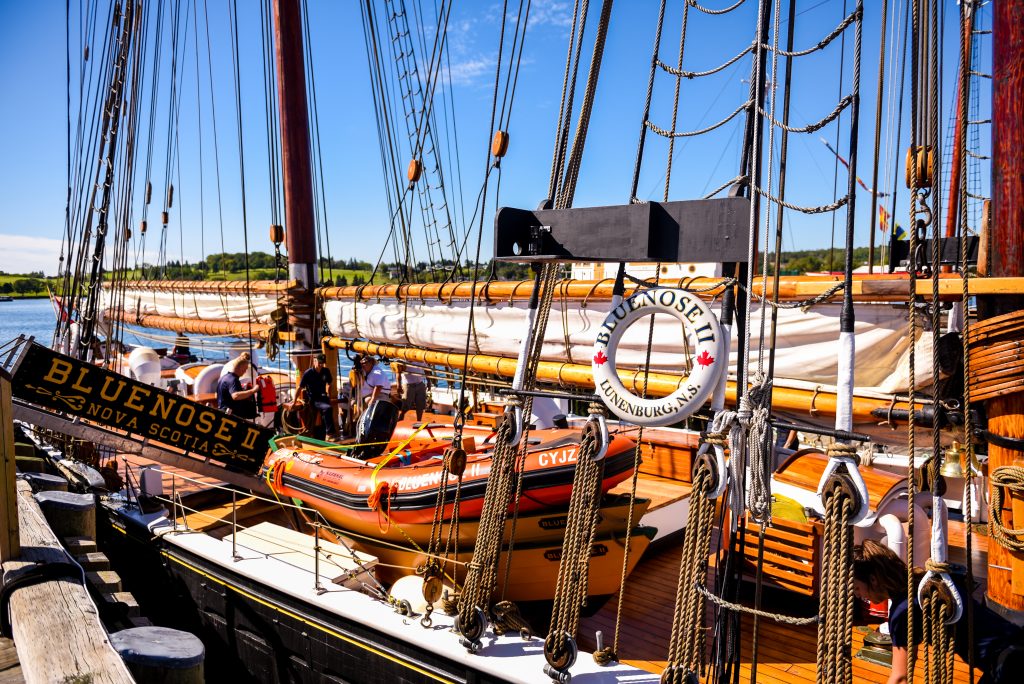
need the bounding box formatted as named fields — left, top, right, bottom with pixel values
left=273, top=0, right=318, bottom=350
left=943, top=8, right=977, bottom=244
left=984, top=0, right=1024, bottom=618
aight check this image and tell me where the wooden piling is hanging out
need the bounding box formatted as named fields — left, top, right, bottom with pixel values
left=33, top=491, right=96, bottom=540
left=110, top=626, right=205, bottom=684
left=1, top=480, right=133, bottom=683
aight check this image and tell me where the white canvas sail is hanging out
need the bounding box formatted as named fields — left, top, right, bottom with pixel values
left=324, top=298, right=935, bottom=394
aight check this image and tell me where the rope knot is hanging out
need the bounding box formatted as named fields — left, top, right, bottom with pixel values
left=924, top=560, right=952, bottom=574
left=826, top=442, right=858, bottom=459
left=702, top=432, right=728, bottom=448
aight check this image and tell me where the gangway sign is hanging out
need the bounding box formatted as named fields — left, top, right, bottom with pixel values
left=5, top=340, right=270, bottom=472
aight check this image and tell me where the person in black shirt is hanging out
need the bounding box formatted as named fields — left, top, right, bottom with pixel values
left=853, top=539, right=1024, bottom=684
left=299, top=353, right=338, bottom=441
left=171, top=331, right=192, bottom=365
left=217, top=352, right=258, bottom=419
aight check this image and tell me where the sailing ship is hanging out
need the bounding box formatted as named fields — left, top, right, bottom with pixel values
left=2, top=0, right=1022, bottom=682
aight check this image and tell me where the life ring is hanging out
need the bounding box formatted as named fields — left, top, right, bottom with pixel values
left=592, top=288, right=726, bottom=427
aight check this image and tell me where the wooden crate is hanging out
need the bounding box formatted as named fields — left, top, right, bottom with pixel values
left=739, top=514, right=821, bottom=596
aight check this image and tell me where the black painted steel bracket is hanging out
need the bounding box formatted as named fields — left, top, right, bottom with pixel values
left=494, top=197, right=750, bottom=263
left=888, top=235, right=979, bottom=272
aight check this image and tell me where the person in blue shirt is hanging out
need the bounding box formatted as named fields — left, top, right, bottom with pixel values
left=853, top=539, right=1024, bottom=684
left=217, top=352, right=258, bottom=419
left=299, top=353, right=338, bottom=441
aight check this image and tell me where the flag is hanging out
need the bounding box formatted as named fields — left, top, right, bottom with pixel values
left=893, top=223, right=908, bottom=241
left=820, top=137, right=890, bottom=198
left=878, top=205, right=890, bottom=233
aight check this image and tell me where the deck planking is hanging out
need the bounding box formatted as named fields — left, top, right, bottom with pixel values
left=3, top=481, right=133, bottom=683
left=0, top=640, right=22, bottom=684
left=115, top=442, right=989, bottom=684
left=579, top=517, right=988, bottom=683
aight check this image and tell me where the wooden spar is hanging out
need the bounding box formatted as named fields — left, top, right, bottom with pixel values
left=943, top=9, right=976, bottom=241
left=1, top=480, right=134, bottom=683
left=317, top=274, right=1024, bottom=304
left=102, top=309, right=275, bottom=340
left=323, top=336, right=923, bottom=425
left=985, top=0, right=1024, bottom=617
left=102, top=279, right=298, bottom=295
left=273, top=0, right=318, bottom=343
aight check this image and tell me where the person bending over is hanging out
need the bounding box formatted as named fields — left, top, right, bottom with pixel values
left=852, top=539, right=1024, bottom=684
left=358, top=355, right=391, bottom=407
left=217, top=352, right=258, bottom=419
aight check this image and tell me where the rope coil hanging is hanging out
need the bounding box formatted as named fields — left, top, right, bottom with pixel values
left=660, top=435, right=729, bottom=684
left=816, top=470, right=857, bottom=684
left=989, top=466, right=1024, bottom=552
left=542, top=406, right=610, bottom=683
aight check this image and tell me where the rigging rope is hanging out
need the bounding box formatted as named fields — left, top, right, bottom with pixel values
left=543, top=406, right=608, bottom=681
left=816, top=465, right=857, bottom=684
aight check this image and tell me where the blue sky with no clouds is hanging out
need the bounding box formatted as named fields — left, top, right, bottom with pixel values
left=0, top=0, right=991, bottom=276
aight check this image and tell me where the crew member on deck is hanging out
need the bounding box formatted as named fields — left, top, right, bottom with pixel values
left=395, top=361, right=429, bottom=421
left=358, top=355, right=391, bottom=407
left=852, top=539, right=1024, bottom=684
left=171, top=331, right=192, bottom=365
left=217, top=352, right=258, bottom=419
left=299, top=353, right=339, bottom=441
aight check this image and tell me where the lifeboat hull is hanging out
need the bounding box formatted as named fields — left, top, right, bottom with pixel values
left=263, top=429, right=639, bottom=529
left=356, top=525, right=656, bottom=603
left=304, top=493, right=648, bottom=548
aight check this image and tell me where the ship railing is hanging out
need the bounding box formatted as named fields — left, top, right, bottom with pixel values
left=119, top=459, right=390, bottom=597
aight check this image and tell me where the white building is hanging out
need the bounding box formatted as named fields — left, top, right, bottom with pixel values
left=570, top=262, right=722, bottom=281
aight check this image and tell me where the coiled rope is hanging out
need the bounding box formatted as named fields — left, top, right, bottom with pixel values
left=989, top=466, right=1024, bottom=552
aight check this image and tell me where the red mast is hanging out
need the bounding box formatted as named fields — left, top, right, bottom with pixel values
left=273, top=0, right=318, bottom=346
left=984, top=0, right=1024, bottom=617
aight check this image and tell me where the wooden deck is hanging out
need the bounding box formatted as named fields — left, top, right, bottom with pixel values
left=115, top=442, right=991, bottom=684
left=0, top=640, right=23, bottom=684
left=579, top=518, right=989, bottom=683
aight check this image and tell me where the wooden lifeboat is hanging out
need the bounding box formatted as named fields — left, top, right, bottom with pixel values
left=263, top=429, right=639, bottom=537
left=308, top=492, right=648, bottom=549
left=356, top=525, right=657, bottom=603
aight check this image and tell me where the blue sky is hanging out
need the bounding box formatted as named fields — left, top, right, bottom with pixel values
left=0, top=0, right=991, bottom=276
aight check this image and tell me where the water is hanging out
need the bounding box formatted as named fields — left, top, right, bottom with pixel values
left=0, top=297, right=395, bottom=382
left=0, top=298, right=60, bottom=346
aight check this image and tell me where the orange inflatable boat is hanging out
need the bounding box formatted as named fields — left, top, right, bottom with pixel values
left=262, top=429, right=638, bottom=532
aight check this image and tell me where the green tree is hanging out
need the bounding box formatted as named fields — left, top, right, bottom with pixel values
left=13, top=278, right=43, bottom=295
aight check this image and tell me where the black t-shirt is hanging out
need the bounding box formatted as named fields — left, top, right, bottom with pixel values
left=216, top=372, right=256, bottom=418
left=889, top=584, right=1023, bottom=673
left=299, top=366, right=332, bottom=402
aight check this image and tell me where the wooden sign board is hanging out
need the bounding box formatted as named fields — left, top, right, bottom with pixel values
left=10, top=342, right=270, bottom=472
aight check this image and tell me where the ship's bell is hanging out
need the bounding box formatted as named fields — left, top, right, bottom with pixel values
left=940, top=441, right=965, bottom=479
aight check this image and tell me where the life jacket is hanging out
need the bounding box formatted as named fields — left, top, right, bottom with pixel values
left=256, top=375, right=278, bottom=413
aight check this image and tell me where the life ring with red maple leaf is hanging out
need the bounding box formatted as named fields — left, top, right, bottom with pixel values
left=591, top=288, right=726, bottom=426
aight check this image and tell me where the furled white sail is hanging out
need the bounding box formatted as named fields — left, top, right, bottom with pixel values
left=101, top=287, right=281, bottom=325
left=324, top=299, right=935, bottom=393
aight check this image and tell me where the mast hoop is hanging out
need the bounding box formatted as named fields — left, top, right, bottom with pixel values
left=592, top=288, right=725, bottom=427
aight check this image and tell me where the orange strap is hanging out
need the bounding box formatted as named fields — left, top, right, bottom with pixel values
left=266, top=458, right=287, bottom=492
left=366, top=481, right=394, bottom=533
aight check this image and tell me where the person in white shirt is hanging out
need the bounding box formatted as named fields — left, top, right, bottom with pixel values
left=358, top=355, right=391, bottom=406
